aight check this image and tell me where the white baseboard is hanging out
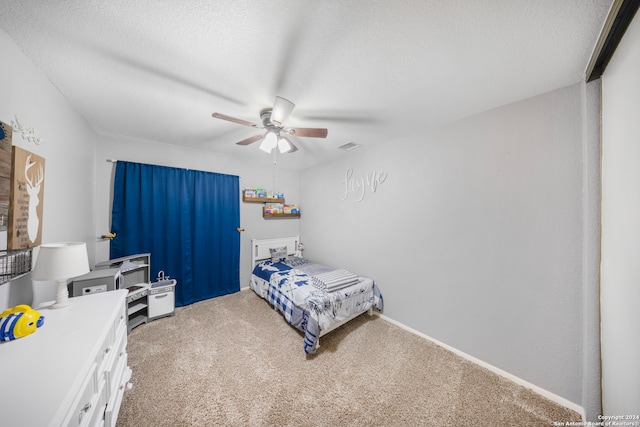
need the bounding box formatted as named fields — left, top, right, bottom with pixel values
left=375, top=313, right=585, bottom=420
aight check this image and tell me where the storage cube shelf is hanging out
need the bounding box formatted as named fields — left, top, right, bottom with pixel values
left=95, top=253, right=151, bottom=332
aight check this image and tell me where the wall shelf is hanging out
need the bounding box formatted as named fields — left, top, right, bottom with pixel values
left=243, top=189, right=299, bottom=218
left=263, top=210, right=300, bottom=218
left=242, top=194, right=285, bottom=203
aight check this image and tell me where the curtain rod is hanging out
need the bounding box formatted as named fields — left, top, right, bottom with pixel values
left=104, top=159, right=241, bottom=178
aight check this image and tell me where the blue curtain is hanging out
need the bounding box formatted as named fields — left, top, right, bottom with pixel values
left=110, top=161, right=240, bottom=306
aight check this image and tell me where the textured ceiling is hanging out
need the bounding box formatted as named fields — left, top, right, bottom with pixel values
left=0, top=0, right=613, bottom=170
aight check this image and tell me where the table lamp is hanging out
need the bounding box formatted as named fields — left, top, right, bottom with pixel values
left=31, top=242, right=90, bottom=309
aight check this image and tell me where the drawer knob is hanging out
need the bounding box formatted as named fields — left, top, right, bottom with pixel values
left=81, top=402, right=92, bottom=413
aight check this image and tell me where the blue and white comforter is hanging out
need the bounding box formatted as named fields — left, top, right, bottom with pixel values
left=251, top=258, right=383, bottom=354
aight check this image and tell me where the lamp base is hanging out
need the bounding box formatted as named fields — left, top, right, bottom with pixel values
left=50, top=280, right=71, bottom=309
left=50, top=300, right=71, bottom=309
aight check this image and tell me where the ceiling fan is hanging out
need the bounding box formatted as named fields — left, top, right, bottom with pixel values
left=212, top=96, right=328, bottom=153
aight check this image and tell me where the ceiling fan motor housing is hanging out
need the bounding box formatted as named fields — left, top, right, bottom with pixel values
left=260, top=108, right=276, bottom=129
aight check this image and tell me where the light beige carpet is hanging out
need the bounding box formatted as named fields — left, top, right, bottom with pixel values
left=116, top=289, right=581, bottom=426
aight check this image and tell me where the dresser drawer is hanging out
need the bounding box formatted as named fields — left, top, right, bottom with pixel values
left=114, top=301, right=127, bottom=333
left=95, top=330, right=115, bottom=378
left=104, top=360, right=132, bottom=427
left=62, top=362, right=98, bottom=427
left=87, top=378, right=108, bottom=427
left=107, top=335, right=128, bottom=395
left=98, top=302, right=127, bottom=381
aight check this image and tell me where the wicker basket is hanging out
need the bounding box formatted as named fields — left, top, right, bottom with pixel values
left=0, top=248, right=32, bottom=284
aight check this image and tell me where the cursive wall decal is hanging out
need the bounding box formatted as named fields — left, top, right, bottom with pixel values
left=341, top=168, right=388, bottom=202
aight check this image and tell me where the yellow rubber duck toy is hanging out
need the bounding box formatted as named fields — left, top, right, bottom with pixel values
left=0, top=305, right=45, bottom=342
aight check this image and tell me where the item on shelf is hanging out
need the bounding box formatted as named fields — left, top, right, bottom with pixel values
left=264, top=203, right=284, bottom=214
left=0, top=304, right=44, bottom=341
left=242, top=188, right=286, bottom=202
left=283, top=204, right=299, bottom=214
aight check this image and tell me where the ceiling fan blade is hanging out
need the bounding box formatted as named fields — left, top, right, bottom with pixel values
left=271, top=96, right=295, bottom=127
left=212, top=112, right=261, bottom=128
left=235, top=134, right=264, bottom=146
left=288, top=127, right=328, bottom=138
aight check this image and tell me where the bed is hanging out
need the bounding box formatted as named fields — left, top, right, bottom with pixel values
left=249, top=236, right=383, bottom=354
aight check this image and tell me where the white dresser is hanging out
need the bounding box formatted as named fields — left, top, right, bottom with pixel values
left=0, top=289, right=132, bottom=427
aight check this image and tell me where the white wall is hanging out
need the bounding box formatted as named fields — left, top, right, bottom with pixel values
left=300, top=82, right=600, bottom=415
left=0, top=28, right=98, bottom=309
left=95, top=134, right=300, bottom=286
left=0, top=25, right=300, bottom=309
left=601, top=10, right=640, bottom=416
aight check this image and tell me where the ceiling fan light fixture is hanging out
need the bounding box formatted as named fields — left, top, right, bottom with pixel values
left=271, top=96, right=295, bottom=127
left=259, top=131, right=278, bottom=153
left=277, top=136, right=293, bottom=153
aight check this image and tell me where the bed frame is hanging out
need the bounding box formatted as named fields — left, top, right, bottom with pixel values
left=250, top=236, right=373, bottom=344
left=251, top=235, right=301, bottom=267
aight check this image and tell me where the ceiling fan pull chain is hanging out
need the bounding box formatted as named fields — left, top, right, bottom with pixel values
left=272, top=155, right=277, bottom=192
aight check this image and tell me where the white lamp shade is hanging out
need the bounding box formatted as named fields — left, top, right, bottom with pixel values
left=32, top=242, right=90, bottom=282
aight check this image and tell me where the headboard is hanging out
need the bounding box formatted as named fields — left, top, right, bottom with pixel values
left=251, top=235, right=300, bottom=267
